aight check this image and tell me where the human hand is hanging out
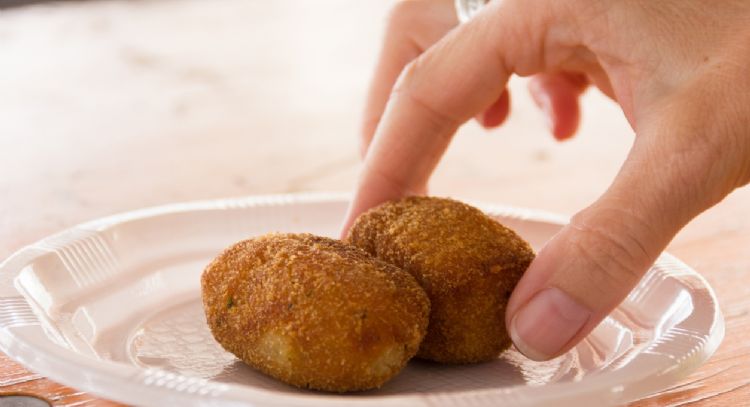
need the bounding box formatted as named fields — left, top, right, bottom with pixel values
left=341, top=0, right=750, bottom=360
left=358, top=0, right=588, bottom=160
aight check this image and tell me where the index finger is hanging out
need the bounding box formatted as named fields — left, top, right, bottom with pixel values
left=341, top=0, right=549, bottom=235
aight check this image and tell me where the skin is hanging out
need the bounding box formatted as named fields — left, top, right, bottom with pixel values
left=340, top=0, right=750, bottom=361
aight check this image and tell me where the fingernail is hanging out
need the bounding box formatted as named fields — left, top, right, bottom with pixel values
left=510, top=287, right=591, bottom=361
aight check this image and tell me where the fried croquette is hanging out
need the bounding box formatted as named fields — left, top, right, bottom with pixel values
left=346, top=196, right=535, bottom=364
left=201, top=233, right=430, bottom=392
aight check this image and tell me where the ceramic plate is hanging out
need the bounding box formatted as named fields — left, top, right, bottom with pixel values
left=0, top=193, right=723, bottom=406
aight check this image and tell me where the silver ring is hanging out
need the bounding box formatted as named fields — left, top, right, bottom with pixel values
left=455, top=0, right=490, bottom=23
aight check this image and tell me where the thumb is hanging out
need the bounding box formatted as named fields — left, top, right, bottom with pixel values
left=505, top=102, right=740, bottom=361
left=505, top=197, right=666, bottom=361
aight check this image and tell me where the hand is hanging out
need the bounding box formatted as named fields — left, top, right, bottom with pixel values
left=342, top=0, right=750, bottom=361
left=359, top=0, right=591, bottom=160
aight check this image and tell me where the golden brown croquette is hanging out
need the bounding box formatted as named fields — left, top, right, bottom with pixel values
left=201, top=233, right=430, bottom=392
left=346, top=196, right=535, bottom=364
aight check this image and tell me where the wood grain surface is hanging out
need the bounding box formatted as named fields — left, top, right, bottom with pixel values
left=0, top=1, right=748, bottom=405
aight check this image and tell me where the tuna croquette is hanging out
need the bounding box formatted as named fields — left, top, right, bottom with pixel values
left=201, top=233, right=430, bottom=392
left=346, top=196, right=535, bottom=363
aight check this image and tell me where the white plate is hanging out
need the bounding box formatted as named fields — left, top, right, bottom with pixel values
left=0, top=193, right=723, bottom=406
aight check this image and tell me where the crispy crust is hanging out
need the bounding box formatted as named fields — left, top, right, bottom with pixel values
left=201, top=233, right=430, bottom=392
left=346, top=196, right=535, bottom=363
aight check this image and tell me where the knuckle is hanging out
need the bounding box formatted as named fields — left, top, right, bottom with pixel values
left=568, top=212, right=651, bottom=288
left=395, top=85, right=461, bottom=131
left=391, top=59, right=462, bottom=130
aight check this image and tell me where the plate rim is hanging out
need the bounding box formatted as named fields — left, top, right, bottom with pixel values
left=0, top=192, right=725, bottom=406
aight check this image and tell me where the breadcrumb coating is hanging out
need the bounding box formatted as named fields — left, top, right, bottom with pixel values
left=201, top=233, right=430, bottom=392
left=346, top=196, right=535, bottom=363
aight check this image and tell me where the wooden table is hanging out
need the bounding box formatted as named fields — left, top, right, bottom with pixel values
left=1, top=1, right=748, bottom=405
